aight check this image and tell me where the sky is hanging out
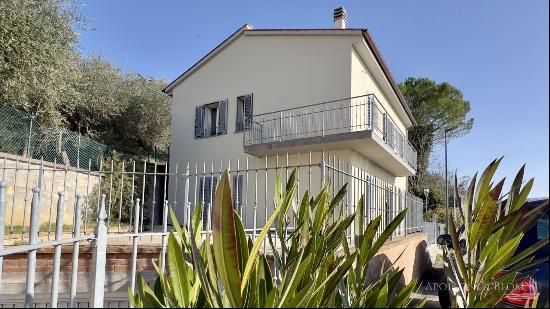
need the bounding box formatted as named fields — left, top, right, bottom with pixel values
left=77, top=1, right=549, bottom=197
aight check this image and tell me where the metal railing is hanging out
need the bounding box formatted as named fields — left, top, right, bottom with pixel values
left=0, top=152, right=423, bottom=307
left=243, top=94, right=417, bottom=171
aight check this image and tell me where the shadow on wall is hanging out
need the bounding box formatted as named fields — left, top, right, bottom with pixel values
left=364, top=237, right=435, bottom=292
left=364, top=254, right=406, bottom=291
left=413, top=240, right=433, bottom=280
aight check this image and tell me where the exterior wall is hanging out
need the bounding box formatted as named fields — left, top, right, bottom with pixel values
left=169, top=34, right=356, bottom=224
left=349, top=48, right=408, bottom=192
left=365, top=233, right=428, bottom=284
left=170, top=34, right=355, bottom=166
left=169, top=32, right=412, bottom=225
left=350, top=47, right=408, bottom=134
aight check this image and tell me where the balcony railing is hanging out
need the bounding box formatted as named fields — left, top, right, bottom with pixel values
left=243, top=94, right=418, bottom=171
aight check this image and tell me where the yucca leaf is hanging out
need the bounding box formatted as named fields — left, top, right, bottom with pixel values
left=505, top=237, right=549, bottom=269
left=359, top=215, right=382, bottom=267
left=319, top=252, right=357, bottom=304
left=511, top=177, right=534, bottom=212
left=192, top=202, right=203, bottom=244
left=234, top=210, right=249, bottom=274
left=388, top=279, right=416, bottom=308
left=515, top=200, right=549, bottom=235
left=374, top=281, right=389, bottom=307
left=482, top=233, right=523, bottom=281
left=505, top=165, right=525, bottom=213
left=474, top=157, right=502, bottom=216
left=354, top=194, right=365, bottom=247
left=137, top=274, right=164, bottom=308
left=241, top=174, right=296, bottom=294
left=489, top=178, right=506, bottom=201
left=211, top=170, right=242, bottom=307
left=363, top=210, right=406, bottom=264
left=189, top=216, right=222, bottom=307
left=167, top=233, right=190, bottom=307
left=278, top=252, right=310, bottom=307
left=449, top=215, right=471, bottom=290
left=283, top=280, right=315, bottom=308
left=328, top=183, right=347, bottom=213
left=453, top=174, right=465, bottom=225
left=469, top=197, right=497, bottom=247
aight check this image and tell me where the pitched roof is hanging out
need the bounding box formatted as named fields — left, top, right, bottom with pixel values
left=163, top=25, right=415, bottom=125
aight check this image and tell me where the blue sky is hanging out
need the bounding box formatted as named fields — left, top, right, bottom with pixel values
left=78, top=1, right=549, bottom=197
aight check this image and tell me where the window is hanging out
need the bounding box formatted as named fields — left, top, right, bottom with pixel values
left=236, top=94, right=253, bottom=132
left=195, top=100, right=228, bottom=138
left=199, top=176, right=218, bottom=229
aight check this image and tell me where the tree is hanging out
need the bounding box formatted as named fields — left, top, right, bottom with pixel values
left=399, top=77, right=474, bottom=193
left=0, top=0, right=84, bottom=126
left=1, top=1, right=171, bottom=159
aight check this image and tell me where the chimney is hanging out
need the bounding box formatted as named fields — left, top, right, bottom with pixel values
left=333, top=7, right=347, bottom=29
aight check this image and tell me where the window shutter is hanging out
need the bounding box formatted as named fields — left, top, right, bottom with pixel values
left=236, top=98, right=244, bottom=132
left=195, top=106, right=204, bottom=138
left=201, top=176, right=218, bottom=229
left=244, top=94, right=253, bottom=130
left=217, top=100, right=228, bottom=134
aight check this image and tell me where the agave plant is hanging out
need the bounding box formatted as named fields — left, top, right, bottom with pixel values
left=129, top=169, right=420, bottom=308
left=441, top=158, right=549, bottom=307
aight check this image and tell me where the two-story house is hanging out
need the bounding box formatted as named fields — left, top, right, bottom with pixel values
left=164, top=7, right=418, bottom=232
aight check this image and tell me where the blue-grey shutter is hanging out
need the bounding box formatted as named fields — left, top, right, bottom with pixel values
left=244, top=94, right=253, bottom=130
left=201, top=176, right=218, bottom=229
left=217, top=100, right=228, bottom=134
left=195, top=106, right=204, bottom=138
left=236, top=98, right=244, bottom=132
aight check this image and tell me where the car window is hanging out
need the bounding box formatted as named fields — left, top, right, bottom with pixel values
left=537, top=212, right=549, bottom=240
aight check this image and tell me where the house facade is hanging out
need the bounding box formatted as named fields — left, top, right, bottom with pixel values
left=164, top=8, right=418, bottom=231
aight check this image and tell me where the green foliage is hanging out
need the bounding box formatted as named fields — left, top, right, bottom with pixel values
left=0, top=1, right=170, bottom=158
left=88, top=153, right=136, bottom=224
left=399, top=77, right=474, bottom=193
left=0, top=0, right=83, bottom=126
left=443, top=159, right=549, bottom=307
left=71, top=56, right=171, bottom=156
left=129, top=170, right=419, bottom=308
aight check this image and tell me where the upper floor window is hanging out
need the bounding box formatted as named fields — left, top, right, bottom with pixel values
left=236, top=94, right=253, bottom=132
left=195, top=100, right=228, bottom=138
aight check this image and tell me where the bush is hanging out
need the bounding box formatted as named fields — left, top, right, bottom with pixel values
left=129, top=169, right=420, bottom=308
left=443, top=158, right=549, bottom=307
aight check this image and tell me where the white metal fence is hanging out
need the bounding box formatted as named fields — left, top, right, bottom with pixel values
left=0, top=152, right=424, bottom=307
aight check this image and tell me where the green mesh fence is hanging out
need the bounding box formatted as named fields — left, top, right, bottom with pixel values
left=0, top=104, right=114, bottom=170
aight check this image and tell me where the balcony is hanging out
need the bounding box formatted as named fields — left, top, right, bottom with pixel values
left=243, top=94, right=417, bottom=176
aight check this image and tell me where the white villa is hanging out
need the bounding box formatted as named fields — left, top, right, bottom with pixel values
left=164, top=7, right=419, bottom=233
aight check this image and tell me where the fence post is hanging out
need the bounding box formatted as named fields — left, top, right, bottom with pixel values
left=0, top=181, right=6, bottom=290
left=320, top=151, right=326, bottom=187
left=69, top=195, right=83, bottom=307
left=90, top=194, right=108, bottom=308
left=130, top=198, right=141, bottom=299
left=50, top=192, right=65, bottom=308
left=184, top=163, right=190, bottom=227
left=24, top=187, right=41, bottom=308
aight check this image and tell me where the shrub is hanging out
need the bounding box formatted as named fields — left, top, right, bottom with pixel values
left=443, top=158, right=549, bottom=307
left=129, top=169, right=420, bottom=308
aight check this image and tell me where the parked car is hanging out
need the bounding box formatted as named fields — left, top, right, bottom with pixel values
left=437, top=198, right=549, bottom=308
